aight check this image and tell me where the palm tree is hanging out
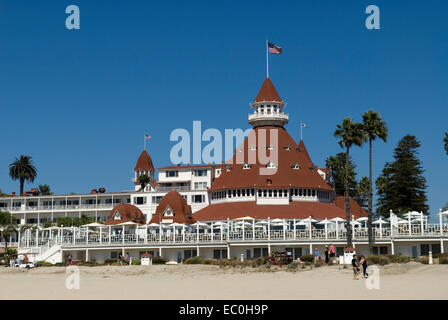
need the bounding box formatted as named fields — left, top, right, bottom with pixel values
left=444, top=132, right=448, bottom=156
left=38, top=184, right=52, bottom=195
left=0, top=211, right=18, bottom=249
left=362, top=110, right=388, bottom=254
left=334, top=117, right=365, bottom=247
left=137, top=174, right=151, bottom=192
left=9, top=155, right=37, bottom=196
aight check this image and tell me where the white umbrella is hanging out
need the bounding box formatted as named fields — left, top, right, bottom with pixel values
left=270, top=218, right=284, bottom=223
left=235, top=221, right=252, bottom=227
left=411, top=217, right=427, bottom=223
left=295, top=220, right=309, bottom=226
left=147, top=223, right=160, bottom=227
left=301, top=217, right=317, bottom=223
left=42, top=226, right=60, bottom=231
left=403, top=211, right=421, bottom=218
left=373, top=219, right=389, bottom=225
left=116, top=221, right=138, bottom=226
left=82, top=222, right=104, bottom=227
left=330, top=217, right=345, bottom=223
left=356, top=217, right=368, bottom=222
left=396, top=218, right=408, bottom=224
left=168, top=223, right=185, bottom=228
left=255, top=220, right=269, bottom=226
left=234, top=216, right=255, bottom=221
left=192, top=222, right=210, bottom=228
left=350, top=220, right=361, bottom=226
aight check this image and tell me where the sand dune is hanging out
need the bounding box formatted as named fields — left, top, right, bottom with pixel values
left=0, top=263, right=447, bottom=300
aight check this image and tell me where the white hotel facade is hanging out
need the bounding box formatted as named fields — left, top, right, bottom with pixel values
left=2, top=77, right=448, bottom=264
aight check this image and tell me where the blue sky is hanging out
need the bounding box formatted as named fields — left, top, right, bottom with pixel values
left=0, top=1, right=447, bottom=219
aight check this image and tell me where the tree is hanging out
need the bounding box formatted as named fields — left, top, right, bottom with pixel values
left=444, top=132, right=448, bottom=156
left=38, top=184, right=52, bottom=195
left=56, top=215, right=95, bottom=227
left=442, top=202, right=448, bottom=212
left=362, top=110, right=388, bottom=254
left=376, top=135, right=428, bottom=215
left=334, top=118, right=365, bottom=247
left=137, top=174, right=151, bottom=192
left=354, top=176, right=370, bottom=210
left=325, top=153, right=359, bottom=197
left=9, top=155, right=37, bottom=196
left=0, top=211, right=18, bottom=249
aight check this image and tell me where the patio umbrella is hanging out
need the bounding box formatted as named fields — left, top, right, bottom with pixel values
left=403, top=211, right=421, bottom=219
left=191, top=222, right=210, bottom=228
left=255, top=220, right=269, bottom=226
left=168, top=223, right=185, bottom=228
left=116, top=221, right=138, bottom=226
left=81, top=222, right=104, bottom=227
left=42, top=226, right=60, bottom=231
left=234, top=216, right=255, bottom=221
left=147, top=223, right=160, bottom=227
left=356, top=217, right=368, bottom=222
left=329, top=217, right=345, bottom=223
left=372, top=219, right=389, bottom=225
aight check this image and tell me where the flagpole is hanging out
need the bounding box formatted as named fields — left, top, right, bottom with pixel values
left=143, top=134, right=146, bottom=151
left=266, top=38, right=269, bottom=78
left=300, top=122, right=303, bottom=141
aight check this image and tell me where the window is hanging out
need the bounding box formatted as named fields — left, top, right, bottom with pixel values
left=250, top=145, right=256, bottom=151
left=273, top=190, right=277, bottom=197
left=267, top=145, right=274, bottom=150
left=163, top=207, right=173, bottom=217
left=258, top=190, right=262, bottom=197
left=194, top=170, right=207, bottom=177
left=194, top=182, right=207, bottom=190
left=113, top=210, right=121, bottom=220
left=266, top=161, right=276, bottom=169
left=242, top=163, right=251, bottom=169
left=291, top=162, right=300, bottom=169
left=134, top=197, right=146, bottom=205
left=166, top=171, right=178, bottom=177
left=312, top=189, right=316, bottom=197
left=152, top=196, right=163, bottom=204
left=192, top=195, right=205, bottom=203
left=284, top=145, right=290, bottom=150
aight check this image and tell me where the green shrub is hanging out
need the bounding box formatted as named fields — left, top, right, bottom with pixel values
left=386, top=254, right=411, bottom=264
left=131, top=259, right=141, bottom=265
left=152, top=257, right=168, bottom=264
left=299, top=254, right=314, bottom=263
left=416, top=257, right=429, bottom=264
left=439, top=257, right=448, bottom=264
left=104, top=259, right=119, bottom=265
left=367, top=255, right=390, bottom=266
left=183, top=256, right=204, bottom=264
left=37, top=261, right=52, bottom=267
left=287, top=262, right=299, bottom=271
left=314, top=260, right=324, bottom=268
left=434, top=253, right=448, bottom=259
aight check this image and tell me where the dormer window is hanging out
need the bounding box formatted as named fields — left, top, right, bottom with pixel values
left=291, top=162, right=300, bottom=169
left=163, top=206, right=174, bottom=217
left=250, top=145, right=256, bottom=151
left=267, top=145, right=274, bottom=150
left=226, top=165, right=232, bottom=172
left=113, top=210, right=121, bottom=220
left=266, top=161, right=276, bottom=169
left=242, top=163, right=252, bottom=170
left=284, top=145, right=290, bottom=150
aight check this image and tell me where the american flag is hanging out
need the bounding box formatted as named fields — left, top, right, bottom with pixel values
left=144, top=134, right=152, bottom=139
left=268, top=42, right=282, bottom=54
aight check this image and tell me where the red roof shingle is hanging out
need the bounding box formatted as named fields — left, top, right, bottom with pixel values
left=150, top=191, right=195, bottom=224
left=254, top=78, right=283, bottom=103
left=134, top=150, right=155, bottom=172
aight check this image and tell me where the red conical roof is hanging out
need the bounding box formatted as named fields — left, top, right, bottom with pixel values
left=134, top=150, right=155, bottom=172
left=254, top=78, right=282, bottom=103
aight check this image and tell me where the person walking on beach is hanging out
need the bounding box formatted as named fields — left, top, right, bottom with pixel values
left=352, top=255, right=360, bottom=280
left=329, top=243, right=335, bottom=263
left=118, top=252, right=123, bottom=265
left=360, top=255, right=368, bottom=278
left=324, top=246, right=329, bottom=264
left=314, top=248, right=319, bottom=262
left=126, top=252, right=131, bottom=265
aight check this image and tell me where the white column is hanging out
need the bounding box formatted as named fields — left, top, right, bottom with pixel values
left=325, top=220, right=328, bottom=240
left=109, top=226, right=111, bottom=244
left=227, top=218, right=230, bottom=241
left=173, top=225, right=176, bottom=243
left=99, top=226, right=102, bottom=244
left=136, top=227, right=138, bottom=244
left=242, top=221, right=245, bottom=241
left=267, top=217, right=271, bottom=241
left=408, top=213, right=411, bottom=236
left=182, top=225, right=185, bottom=243
left=252, top=220, right=255, bottom=241
left=197, top=225, right=199, bottom=243
left=379, top=221, right=383, bottom=239
left=72, top=226, right=75, bottom=245
left=391, top=240, right=395, bottom=255
left=159, top=224, right=162, bottom=242
left=86, top=227, right=89, bottom=245
left=283, top=219, right=286, bottom=241
left=439, top=209, right=443, bottom=236
left=420, top=211, right=424, bottom=235
left=36, top=228, right=39, bottom=246
left=293, top=218, right=296, bottom=240
left=122, top=225, right=125, bottom=244
left=220, top=221, right=223, bottom=243
left=309, top=216, right=312, bottom=240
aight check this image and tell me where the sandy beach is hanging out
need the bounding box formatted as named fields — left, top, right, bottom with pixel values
left=0, top=262, right=447, bottom=300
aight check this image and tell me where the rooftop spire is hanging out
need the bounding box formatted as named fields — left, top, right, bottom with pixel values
left=254, top=78, right=283, bottom=103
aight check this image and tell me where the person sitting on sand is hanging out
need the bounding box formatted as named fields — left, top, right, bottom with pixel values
left=67, top=254, right=73, bottom=265
left=352, top=255, right=360, bottom=280
left=360, top=255, right=368, bottom=278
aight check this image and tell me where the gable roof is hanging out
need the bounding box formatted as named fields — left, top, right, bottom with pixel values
left=150, top=191, right=195, bottom=224
left=105, top=203, right=146, bottom=225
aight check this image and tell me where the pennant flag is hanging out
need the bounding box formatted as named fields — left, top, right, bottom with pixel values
left=145, top=134, right=152, bottom=139
left=268, top=42, right=282, bottom=54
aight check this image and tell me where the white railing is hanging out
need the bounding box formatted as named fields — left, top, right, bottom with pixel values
left=17, top=225, right=448, bottom=249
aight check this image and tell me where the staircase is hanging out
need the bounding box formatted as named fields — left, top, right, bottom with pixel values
left=19, top=240, right=63, bottom=264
